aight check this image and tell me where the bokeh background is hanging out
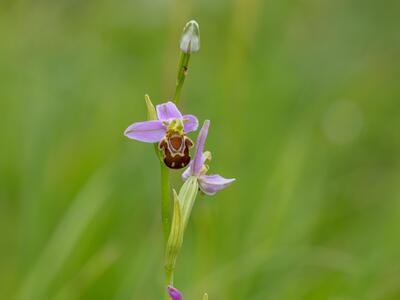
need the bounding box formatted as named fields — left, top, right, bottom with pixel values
left=1, top=0, right=400, bottom=299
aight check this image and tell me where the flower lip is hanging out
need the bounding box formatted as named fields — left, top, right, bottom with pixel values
left=159, top=134, right=194, bottom=169
left=168, top=285, right=183, bottom=300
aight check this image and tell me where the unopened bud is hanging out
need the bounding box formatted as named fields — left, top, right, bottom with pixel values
left=180, top=20, right=200, bottom=53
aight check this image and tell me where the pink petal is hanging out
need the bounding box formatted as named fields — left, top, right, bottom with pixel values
left=198, top=174, right=235, bottom=196
left=192, top=120, right=210, bottom=176
left=124, top=120, right=166, bottom=142
left=156, top=101, right=182, bottom=120
left=183, top=114, right=199, bottom=133
left=181, top=151, right=207, bottom=182
left=182, top=165, right=192, bottom=181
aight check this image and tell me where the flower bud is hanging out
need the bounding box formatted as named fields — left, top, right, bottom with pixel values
left=180, top=20, right=200, bottom=53
left=168, top=286, right=183, bottom=300
left=202, top=293, right=209, bottom=300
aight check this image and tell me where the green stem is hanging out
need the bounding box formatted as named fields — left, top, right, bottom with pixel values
left=160, top=160, right=171, bottom=241
left=153, top=139, right=171, bottom=243
left=173, top=52, right=191, bottom=105
left=163, top=41, right=194, bottom=300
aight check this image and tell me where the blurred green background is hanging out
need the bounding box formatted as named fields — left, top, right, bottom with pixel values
left=1, top=0, right=400, bottom=299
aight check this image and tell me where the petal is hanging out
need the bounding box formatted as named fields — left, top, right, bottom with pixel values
left=124, top=120, right=166, bottom=142
left=183, top=114, right=199, bottom=133
left=182, top=164, right=192, bottom=181
left=192, top=120, right=210, bottom=176
left=168, top=286, right=183, bottom=300
left=198, top=174, right=235, bottom=196
left=156, top=101, right=182, bottom=120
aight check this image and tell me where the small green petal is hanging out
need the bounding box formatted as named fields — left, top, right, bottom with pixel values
left=145, top=94, right=157, bottom=121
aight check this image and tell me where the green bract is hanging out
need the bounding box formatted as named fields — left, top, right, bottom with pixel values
left=165, top=191, right=184, bottom=275
left=165, top=177, right=199, bottom=272
left=178, top=176, right=199, bottom=231
left=145, top=94, right=157, bottom=121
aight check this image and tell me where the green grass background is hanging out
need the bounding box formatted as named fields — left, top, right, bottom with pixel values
left=1, top=0, right=399, bottom=299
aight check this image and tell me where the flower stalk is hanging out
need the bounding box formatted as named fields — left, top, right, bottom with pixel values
left=173, top=52, right=190, bottom=105
left=160, top=162, right=172, bottom=239
left=123, top=19, right=235, bottom=300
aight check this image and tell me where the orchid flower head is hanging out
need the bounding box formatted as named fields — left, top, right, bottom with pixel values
left=124, top=101, right=199, bottom=169
left=168, top=286, right=183, bottom=300
left=182, top=120, right=235, bottom=195
left=124, top=101, right=198, bottom=142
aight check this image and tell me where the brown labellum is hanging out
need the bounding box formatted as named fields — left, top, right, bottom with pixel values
left=159, top=133, right=193, bottom=169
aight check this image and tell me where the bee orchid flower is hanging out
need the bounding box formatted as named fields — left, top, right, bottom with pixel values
left=182, top=120, right=235, bottom=195
left=124, top=101, right=199, bottom=169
